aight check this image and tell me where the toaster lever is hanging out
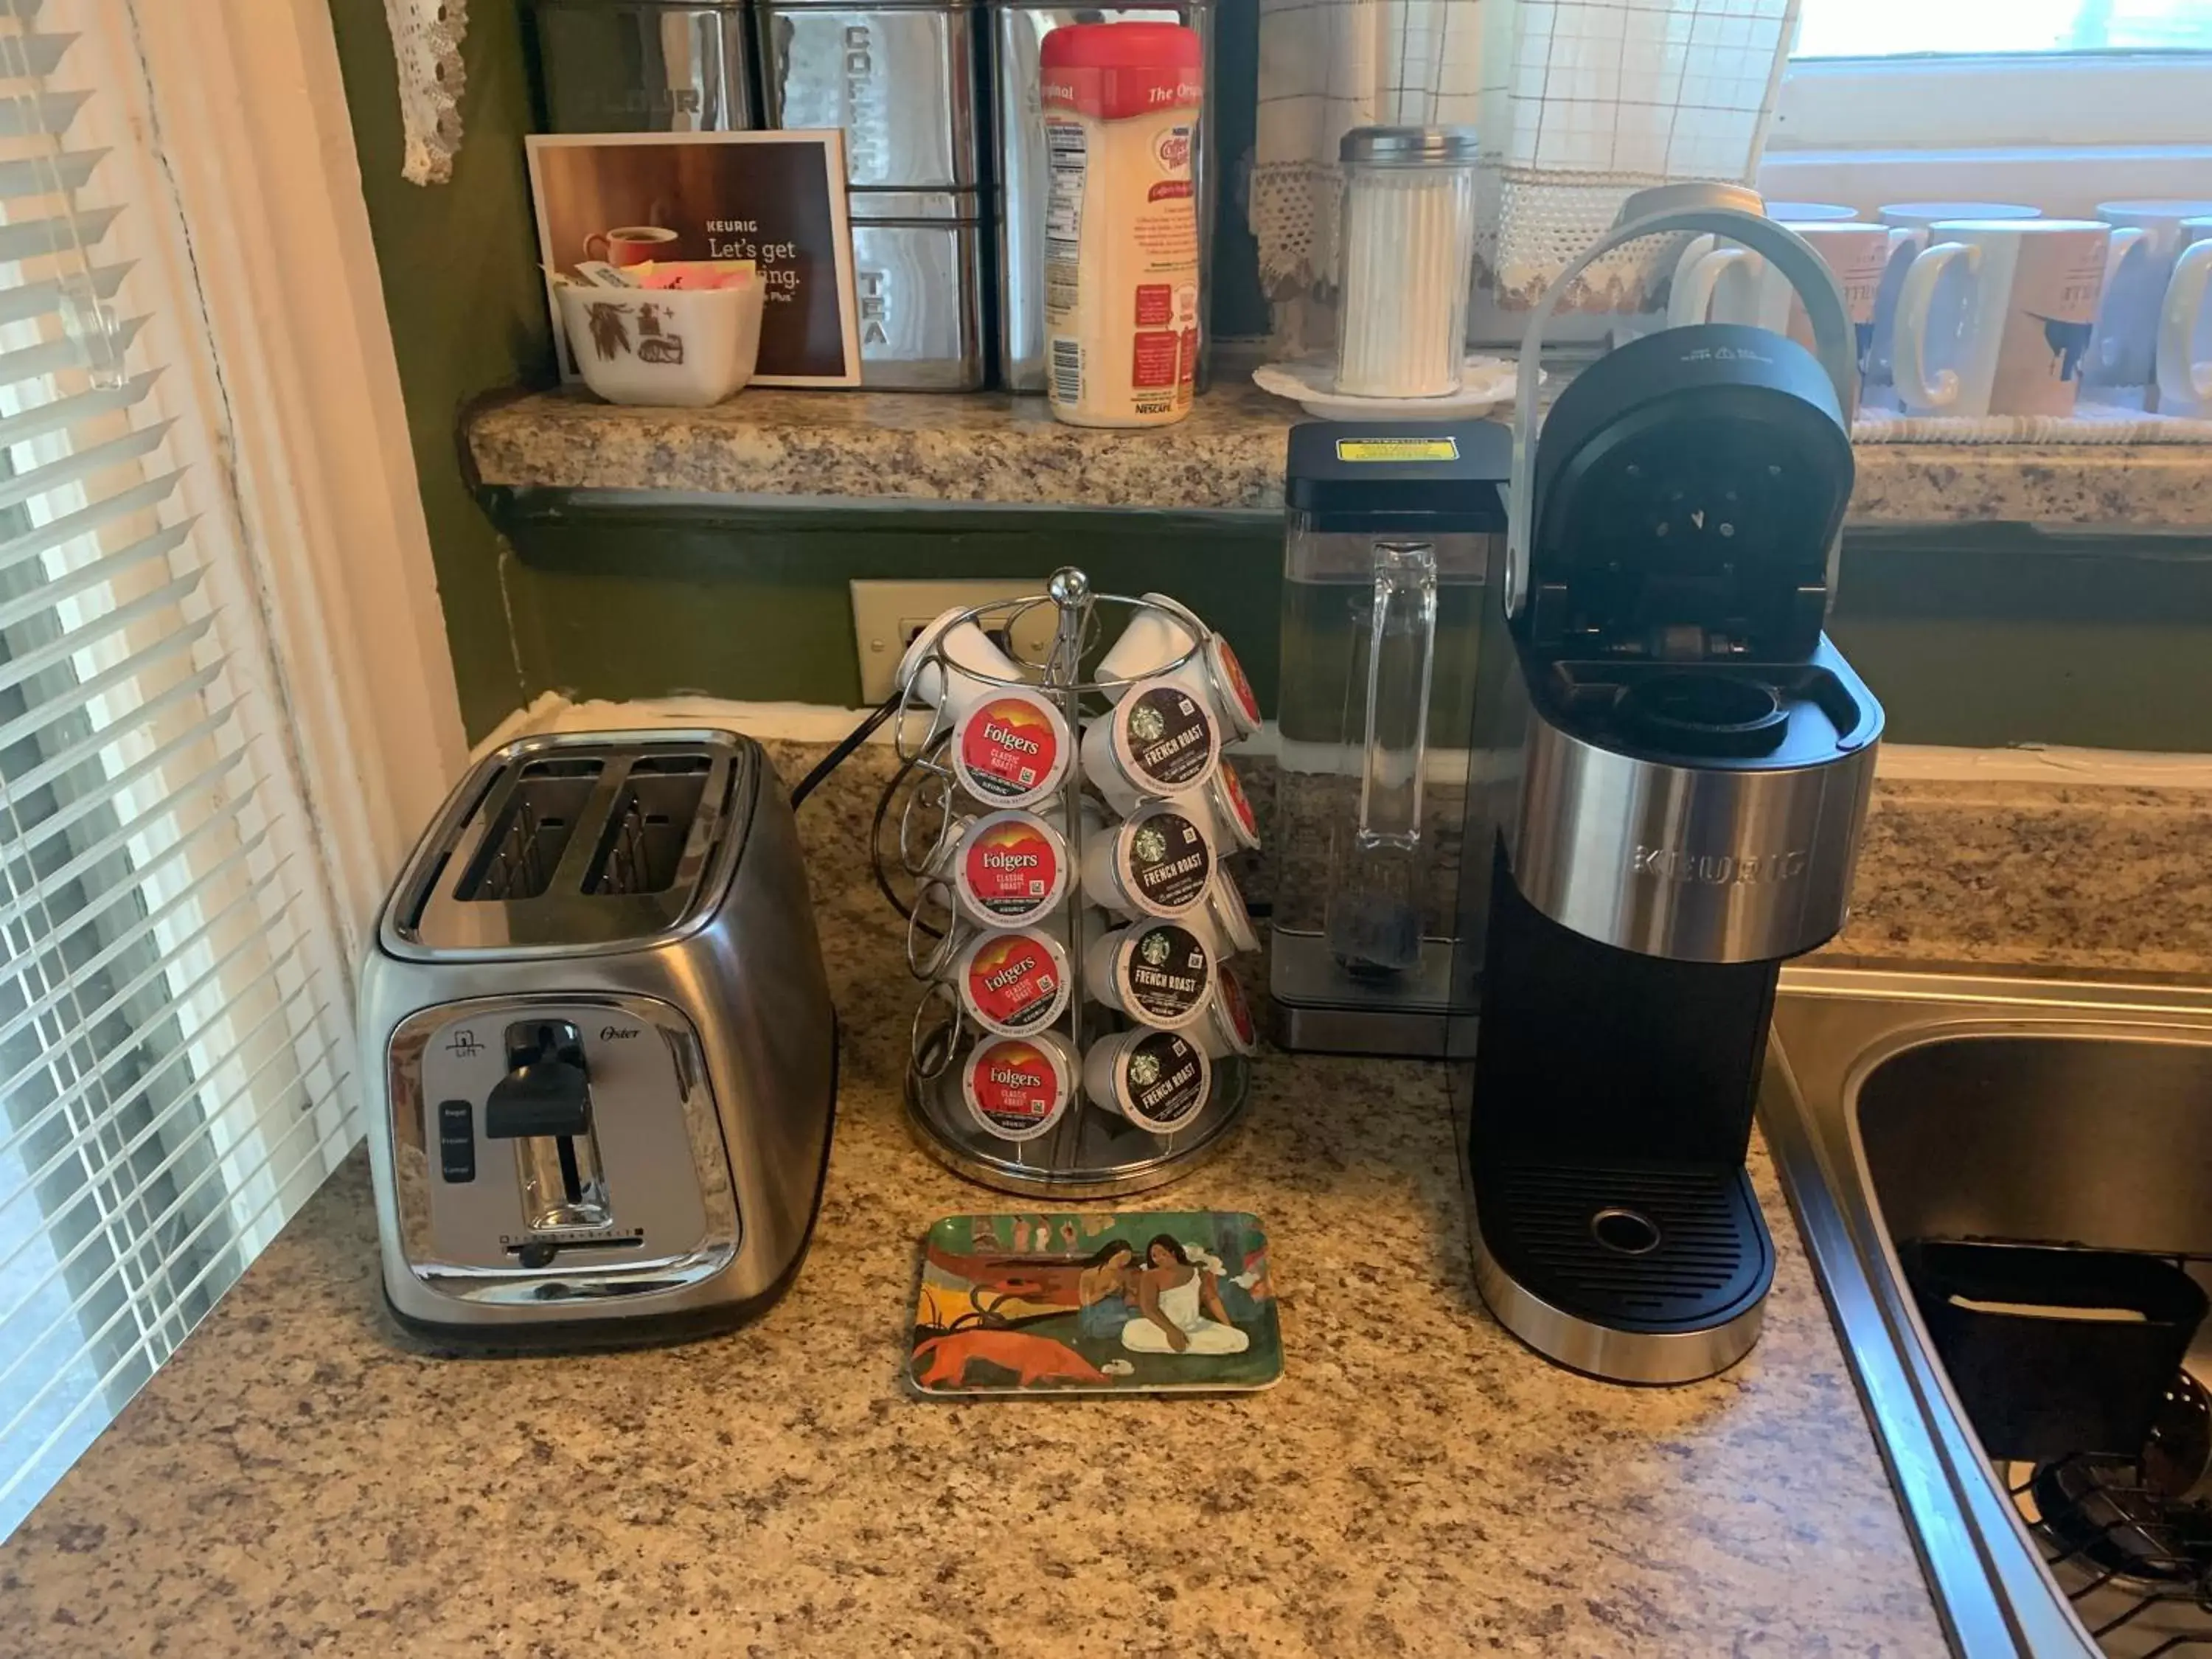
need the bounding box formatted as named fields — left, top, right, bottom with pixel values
left=485, top=1023, right=592, bottom=1141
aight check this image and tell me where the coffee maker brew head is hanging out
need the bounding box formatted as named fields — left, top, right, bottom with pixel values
left=1500, top=321, right=1883, bottom=966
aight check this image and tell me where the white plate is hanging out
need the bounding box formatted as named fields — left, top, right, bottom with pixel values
left=1251, top=355, right=1530, bottom=421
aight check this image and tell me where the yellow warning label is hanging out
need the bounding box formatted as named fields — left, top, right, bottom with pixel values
left=1334, top=437, right=1460, bottom=462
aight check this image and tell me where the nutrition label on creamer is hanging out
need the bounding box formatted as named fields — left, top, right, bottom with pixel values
left=1044, top=119, right=1086, bottom=316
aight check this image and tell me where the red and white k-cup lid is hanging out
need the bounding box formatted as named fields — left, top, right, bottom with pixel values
left=1201, top=963, right=1259, bottom=1058
left=1207, top=760, right=1261, bottom=852
left=961, top=1029, right=1077, bottom=1142
left=952, top=687, right=1071, bottom=810
left=1200, top=633, right=1262, bottom=742
left=947, top=810, right=1069, bottom=928
left=956, top=925, right=1072, bottom=1038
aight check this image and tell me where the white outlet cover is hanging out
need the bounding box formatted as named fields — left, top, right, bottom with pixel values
left=850, top=579, right=1061, bottom=704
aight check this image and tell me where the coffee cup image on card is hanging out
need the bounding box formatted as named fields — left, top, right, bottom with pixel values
left=583, top=225, right=680, bottom=266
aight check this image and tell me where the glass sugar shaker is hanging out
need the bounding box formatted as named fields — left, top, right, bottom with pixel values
left=1335, top=127, right=1479, bottom=399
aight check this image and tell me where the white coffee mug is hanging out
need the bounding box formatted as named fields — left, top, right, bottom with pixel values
left=1764, top=201, right=1858, bottom=223
left=1892, top=220, right=2112, bottom=419
left=1669, top=222, right=1895, bottom=369
left=2090, top=198, right=2212, bottom=394
left=2157, top=218, right=2212, bottom=417
left=1865, top=201, right=2041, bottom=400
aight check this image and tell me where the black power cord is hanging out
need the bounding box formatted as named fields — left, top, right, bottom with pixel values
left=787, top=689, right=902, bottom=808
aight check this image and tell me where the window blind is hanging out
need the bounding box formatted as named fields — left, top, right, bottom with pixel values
left=0, top=3, right=358, bottom=1535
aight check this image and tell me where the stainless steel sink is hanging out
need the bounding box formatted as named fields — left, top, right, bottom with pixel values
left=1764, top=967, right=2212, bottom=1658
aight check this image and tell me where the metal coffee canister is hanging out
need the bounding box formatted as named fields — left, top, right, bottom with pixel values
left=529, top=0, right=761, bottom=133
left=756, top=0, right=990, bottom=389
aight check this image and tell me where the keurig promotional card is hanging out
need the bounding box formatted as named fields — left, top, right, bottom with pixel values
left=526, top=131, right=862, bottom=387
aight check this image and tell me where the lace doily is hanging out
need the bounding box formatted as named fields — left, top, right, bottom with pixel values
left=1252, top=0, right=1792, bottom=330
left=384, top=0, right=467, bottom=186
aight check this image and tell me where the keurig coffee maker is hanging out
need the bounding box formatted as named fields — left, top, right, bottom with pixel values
left=1456, top=187, right=1883, bottom=1384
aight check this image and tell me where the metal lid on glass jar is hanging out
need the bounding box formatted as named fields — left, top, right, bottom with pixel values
left=1340, top=126, right=1478, bottom=166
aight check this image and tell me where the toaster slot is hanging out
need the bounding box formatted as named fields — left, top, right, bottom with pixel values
left=584, top=753, right=714, bottom=897
left=456, top=757, right=603, bottom=903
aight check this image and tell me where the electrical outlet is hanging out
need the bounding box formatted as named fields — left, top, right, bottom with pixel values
left=851, top=580, right=1060, bottom=704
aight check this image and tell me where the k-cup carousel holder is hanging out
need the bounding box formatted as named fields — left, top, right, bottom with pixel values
left=877, top=567, right=1254, bottom=1199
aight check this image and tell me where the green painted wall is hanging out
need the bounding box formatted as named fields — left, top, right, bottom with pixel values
left=328, top=0, right=556, bottom=737
left=490, top=490, right=2212, bottom=751
left=335, top=4, right=2212, bottom=753
left=330, top=0, right=1273, bottom=740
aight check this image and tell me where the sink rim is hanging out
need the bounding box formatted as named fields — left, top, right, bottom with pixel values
left=1765, top=966, right=2212, bottom=1659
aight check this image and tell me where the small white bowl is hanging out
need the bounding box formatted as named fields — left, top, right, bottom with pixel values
left=558, top=281, right=763, bottom=408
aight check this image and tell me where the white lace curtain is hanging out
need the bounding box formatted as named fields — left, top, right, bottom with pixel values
left=1253, top=0, right=1800, bottom=335
left=383, top=0, right=468, bottom=186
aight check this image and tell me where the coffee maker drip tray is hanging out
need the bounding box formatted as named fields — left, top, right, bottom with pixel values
left=1472, top=1161, right=1775, bottom=1383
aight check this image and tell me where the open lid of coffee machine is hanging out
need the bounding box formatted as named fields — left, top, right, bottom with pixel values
left=1500, top=187, right=1880, bottom=770
left=1526, top=323, right=1853, bottom=663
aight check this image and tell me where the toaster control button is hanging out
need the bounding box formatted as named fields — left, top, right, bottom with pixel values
left=437, top=1099, right=476, bottom=1183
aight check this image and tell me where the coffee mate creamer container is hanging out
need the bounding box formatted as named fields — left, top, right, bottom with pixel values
left=1040, top=23, right=1203, bottom=429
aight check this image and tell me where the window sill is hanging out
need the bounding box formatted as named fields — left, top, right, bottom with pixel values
left=465, top=382, right=2212, bottom=529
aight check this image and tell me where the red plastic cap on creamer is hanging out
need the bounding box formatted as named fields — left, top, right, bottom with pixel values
left=1040, top=21, right=1203, bottom=71
left=1041, top=22, right=1203, bottom=120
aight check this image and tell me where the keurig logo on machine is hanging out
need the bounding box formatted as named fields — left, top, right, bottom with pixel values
left=1630, top=845, right=1812, bottom=886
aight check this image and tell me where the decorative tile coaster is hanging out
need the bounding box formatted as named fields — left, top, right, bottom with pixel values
left=908, top=1211, right=1282, bottom=1397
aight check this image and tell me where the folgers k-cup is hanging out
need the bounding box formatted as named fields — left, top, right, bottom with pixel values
left=1081, top=676, right=1220, bottom=806
left=953, top=687, right=1071, bottom=810
left=956, top=925, right=1072, bottom=1037
left=1203, top=760, right=1262, bottom=852
left=1085, top=1027, right=1211, bottom=1133
left=1080, top=801, right=1214, bottom=919
left=933, top=810, right=1070, bottom=928
left=961, top=1029, right=1077, bottom=1142
left=1199, top=963, right=1259, bottom=1060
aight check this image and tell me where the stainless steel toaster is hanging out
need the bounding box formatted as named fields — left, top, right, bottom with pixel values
left=361, top=728, right=836, bottom=1346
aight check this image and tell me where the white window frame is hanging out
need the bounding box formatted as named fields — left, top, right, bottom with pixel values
left=82, top=0, right=470, bottom=963
left=1762, top=52, right=2212, bottom=215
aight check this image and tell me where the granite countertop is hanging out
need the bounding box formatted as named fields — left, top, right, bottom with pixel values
left=13, top=742, right=2212, bottom=1655
left=467, top=378, right=2212, bottom=526
left=0, top=749, right=1959, bottom=1659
